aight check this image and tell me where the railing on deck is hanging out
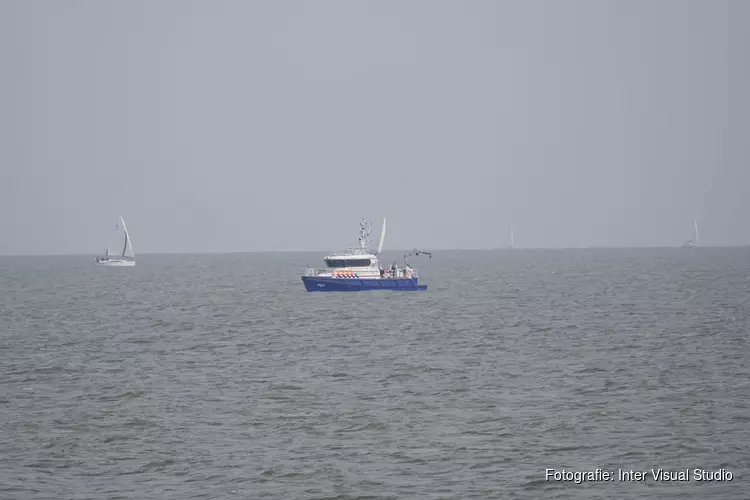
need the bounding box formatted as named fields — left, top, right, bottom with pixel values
left=397, top=268, right=419, bottom=279
left=304, top=267, right=321, bottom=277
left=304, top=267, right=419, bottom=278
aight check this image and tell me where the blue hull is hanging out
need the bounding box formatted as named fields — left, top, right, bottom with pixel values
left=302, top=276, right=427, bottom=292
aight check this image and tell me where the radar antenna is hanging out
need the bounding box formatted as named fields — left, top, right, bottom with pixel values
left=358, top=218, right=372, bottom=249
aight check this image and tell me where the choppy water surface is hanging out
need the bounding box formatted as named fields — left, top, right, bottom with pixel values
left=1, top=248, right=749, bottom=499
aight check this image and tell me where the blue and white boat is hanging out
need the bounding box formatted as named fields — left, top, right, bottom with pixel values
left=301, top=218, right=430, bottom=292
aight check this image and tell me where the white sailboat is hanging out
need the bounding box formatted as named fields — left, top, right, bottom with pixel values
left=682, top=219, right=699, bottom=248
left=96, top=216, right=136, bottom=266
left=508, top=227, right=514, bottom=249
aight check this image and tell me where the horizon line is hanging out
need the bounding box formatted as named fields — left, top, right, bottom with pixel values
left=1, top=245, right=748, bottom=257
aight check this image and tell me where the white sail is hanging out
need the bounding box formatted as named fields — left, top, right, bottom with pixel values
left=682, top=219, right=698, bottom=247
left=120, top=216, right=135, bottom=258
left=509, top=227, right=514, bottom=249
left=377, top=217, right=386, bottom=254
left=106, top=216, right=134, bottom=258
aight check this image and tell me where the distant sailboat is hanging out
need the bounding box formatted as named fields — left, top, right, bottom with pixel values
left=96, top=216, right=136, bottom=266
left=682, top=219, right=699, bottom=248
left=508, top=227, right=514, bottom=249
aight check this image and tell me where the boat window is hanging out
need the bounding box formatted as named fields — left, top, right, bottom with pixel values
left=325, top=259, right=371, bottom=268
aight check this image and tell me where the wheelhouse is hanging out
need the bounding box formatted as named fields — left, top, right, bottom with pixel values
left=322, top=251, right=379, bottom=268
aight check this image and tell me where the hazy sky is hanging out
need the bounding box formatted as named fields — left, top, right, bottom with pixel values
left=1, top=0, right=748, bottom=254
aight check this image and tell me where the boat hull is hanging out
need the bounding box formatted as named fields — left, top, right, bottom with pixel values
left=302, top=276, right=427, bottom=292
left=96, top=259, right=135, bottom=267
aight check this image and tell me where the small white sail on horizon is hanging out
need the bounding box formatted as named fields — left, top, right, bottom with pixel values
left=682, top=219, right=699, bottom=248
left=377, top=217, right=386, bottom=254
left=97, top=216, right=136, bottom=266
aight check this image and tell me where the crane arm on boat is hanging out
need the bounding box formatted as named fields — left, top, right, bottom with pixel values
left=403, top=248, right=432, bottom=265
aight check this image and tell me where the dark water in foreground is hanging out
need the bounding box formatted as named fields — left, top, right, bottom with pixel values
left=1, top=248, right=749, bottom=499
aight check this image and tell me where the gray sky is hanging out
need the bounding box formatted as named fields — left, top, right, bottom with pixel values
left=1, top=0, right=748, bottom=254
